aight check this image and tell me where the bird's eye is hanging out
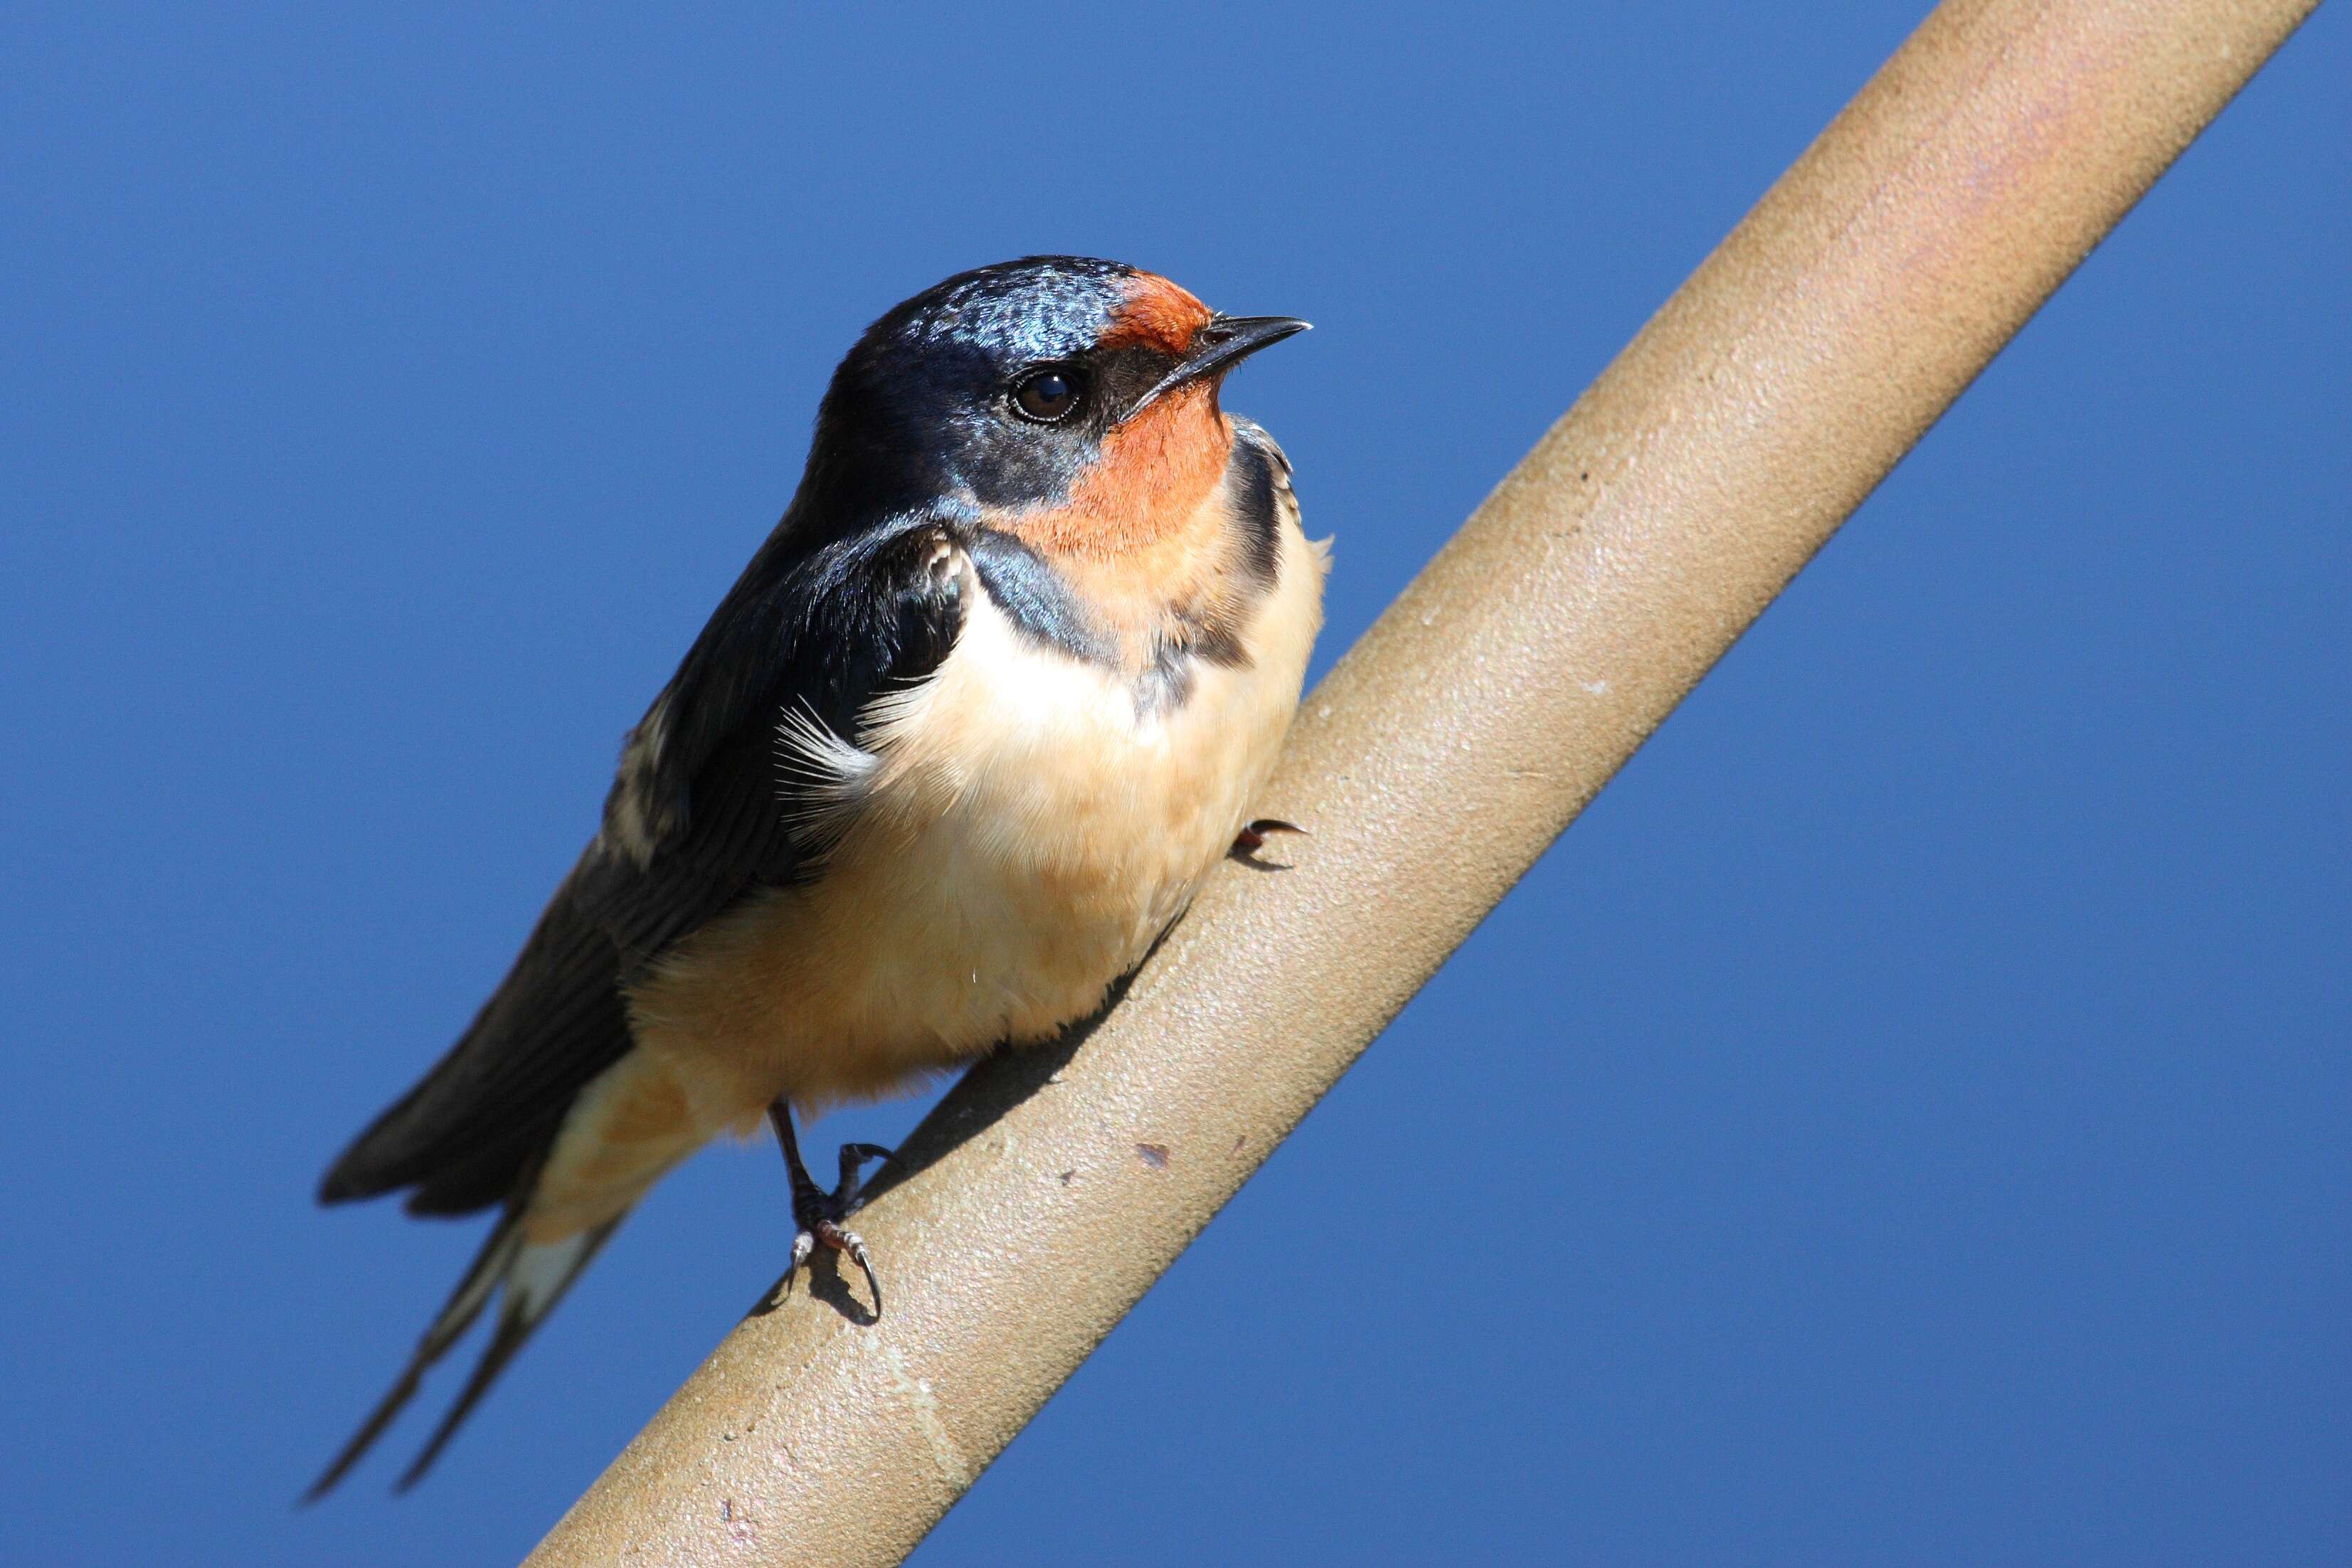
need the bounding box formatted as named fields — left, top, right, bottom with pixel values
left=1012, top=367, right=1081, bottom=423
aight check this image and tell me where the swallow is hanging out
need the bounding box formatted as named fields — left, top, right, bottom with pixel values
left=307, top=257, right=1325, bottom=1495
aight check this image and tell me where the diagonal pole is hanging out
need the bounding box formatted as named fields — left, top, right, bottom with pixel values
left=524, top=2, right=2321, bottom=1562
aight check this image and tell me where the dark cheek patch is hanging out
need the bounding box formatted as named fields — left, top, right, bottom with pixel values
left=966, top=530, right=1118, bottom=667
left=1224, top=433, right=1283, bottom=587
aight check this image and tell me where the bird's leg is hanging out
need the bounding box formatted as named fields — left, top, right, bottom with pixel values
left=768, top=1098, right=892, bottom=1310
left=1229, top=817, right=1305, bottom=864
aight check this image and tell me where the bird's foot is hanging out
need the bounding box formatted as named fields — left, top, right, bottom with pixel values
left=1229, top=817, right=1305, bottom=866
left=786, top=1140, right=893, bottom=1310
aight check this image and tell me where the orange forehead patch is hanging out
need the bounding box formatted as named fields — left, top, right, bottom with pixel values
left=1103, top=272, right=1213, bottom=355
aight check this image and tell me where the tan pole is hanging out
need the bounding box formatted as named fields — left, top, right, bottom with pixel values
left=524, top=1, right=2320, bottom=1561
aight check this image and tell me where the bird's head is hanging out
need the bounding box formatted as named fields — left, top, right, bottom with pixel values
left=804, top=257, right=1306, bottom=558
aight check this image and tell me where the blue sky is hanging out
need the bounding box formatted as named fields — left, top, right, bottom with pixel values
left=4, top=4, right=2345, bottom=1564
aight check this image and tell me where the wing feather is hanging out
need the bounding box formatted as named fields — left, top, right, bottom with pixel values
left=308, top=505, right=975, bottom=1493
left=319, top=505, right=973, bottom=1217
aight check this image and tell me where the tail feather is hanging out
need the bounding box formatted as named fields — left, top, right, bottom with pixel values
left=393, top=1220, right=622, bottom=1491
left=305, top=1212, right=623, bottom=1500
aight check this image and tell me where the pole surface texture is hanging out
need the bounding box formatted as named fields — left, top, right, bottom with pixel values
left=525, top=2, right=2316, bottom=1561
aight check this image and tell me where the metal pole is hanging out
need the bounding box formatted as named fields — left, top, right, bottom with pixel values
left=524, top=2, right=2320, bottom=1561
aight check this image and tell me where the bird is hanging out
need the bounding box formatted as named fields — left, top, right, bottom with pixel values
left=307, top=256, right=1325, bottom=1496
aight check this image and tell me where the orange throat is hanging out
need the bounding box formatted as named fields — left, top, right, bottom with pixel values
left=1010, top=384, right=1231, bottom=561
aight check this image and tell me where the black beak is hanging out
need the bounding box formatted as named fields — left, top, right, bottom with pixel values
left=1123, top=314, right=1310, bottom=421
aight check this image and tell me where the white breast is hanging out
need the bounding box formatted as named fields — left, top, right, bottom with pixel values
left=620, top=512, right=1327, bottom=1130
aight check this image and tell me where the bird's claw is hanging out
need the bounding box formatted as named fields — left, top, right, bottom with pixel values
left=820, top=1220, right=881, bottom=1308
left=835, top=1141, right=896, bottom=1204
left=782, top=1138, right=895, bottom=1312
left=1229, top=817, right=1306, bottom=865
left=787, top=1212, right=880, bottom=1311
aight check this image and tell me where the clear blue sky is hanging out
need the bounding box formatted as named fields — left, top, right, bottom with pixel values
left=4, top=4, right=2345, bottom=1564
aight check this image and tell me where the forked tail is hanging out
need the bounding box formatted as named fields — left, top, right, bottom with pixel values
left=304, top=1208, right=623, bottom=1499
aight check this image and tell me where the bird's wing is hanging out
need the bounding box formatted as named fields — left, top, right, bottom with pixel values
left=305, top=504, right=979, bottom=1496
left=318, top=503, right=975, bottom=1218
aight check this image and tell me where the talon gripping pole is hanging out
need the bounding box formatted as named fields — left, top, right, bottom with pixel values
left=524, top=1, right=2320, bottom=1561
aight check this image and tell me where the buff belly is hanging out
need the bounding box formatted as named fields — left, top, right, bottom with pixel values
left=521, top=521, right=1325, bottom=1242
